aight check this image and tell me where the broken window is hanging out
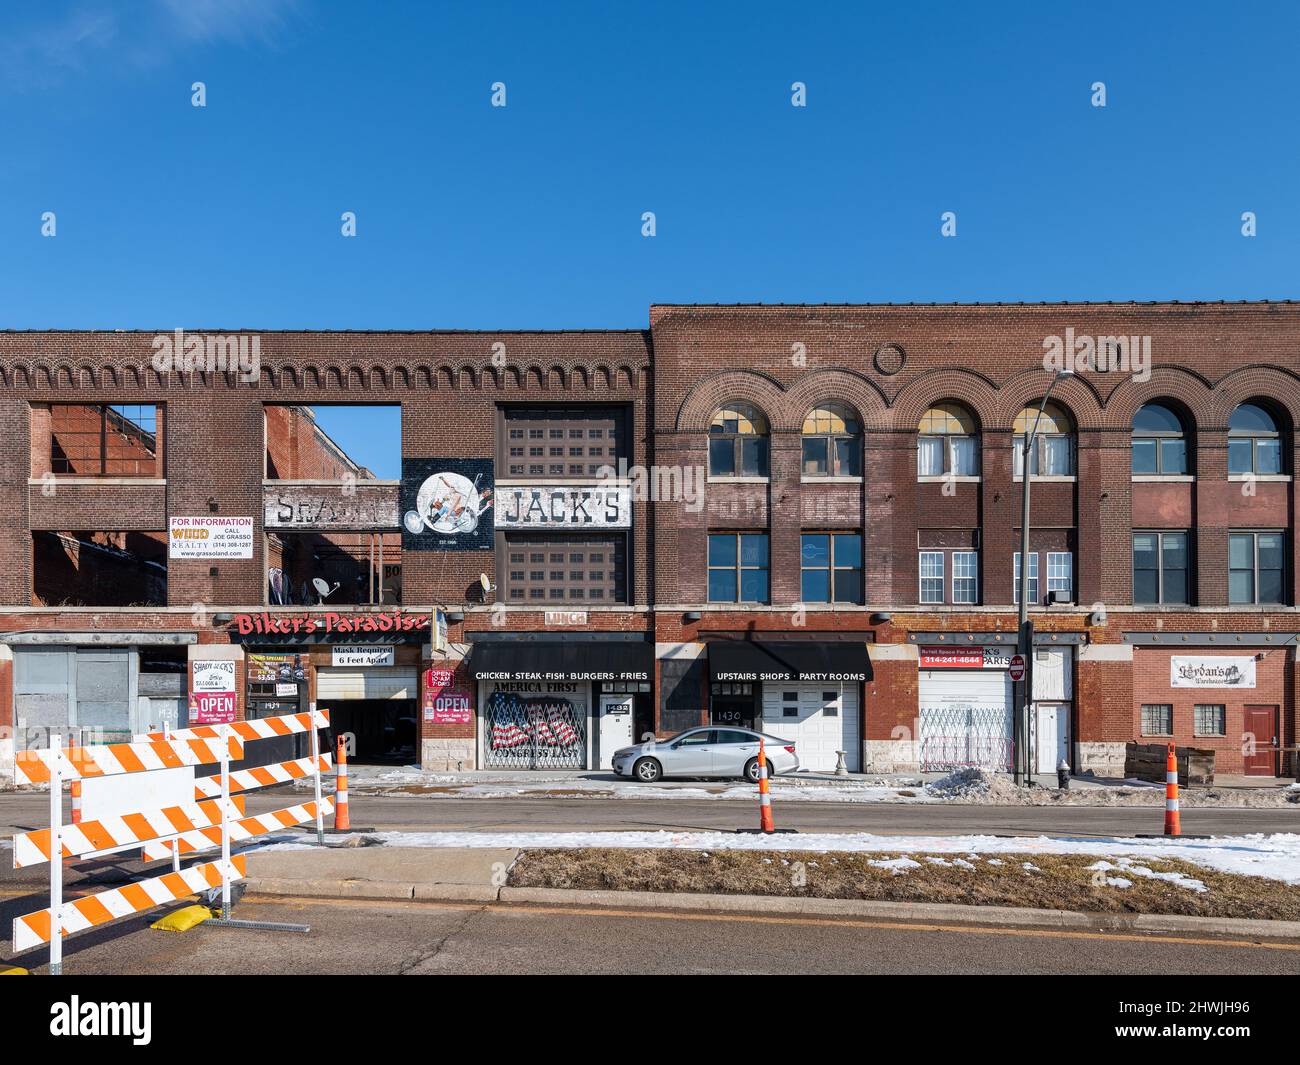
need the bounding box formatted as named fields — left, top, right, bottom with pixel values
left=33, top=404, right=162, bottom=478
left=267, top=531, right=401, bottom=605
left=33, top=531, right=167, bottom=606
left=265, top=405, right=401, bottom=480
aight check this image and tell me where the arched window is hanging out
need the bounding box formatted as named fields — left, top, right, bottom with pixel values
left=801, top=403, right=862, bottom=477
left=708, top=403, right=769, bottom=477
left=918, top=403, right=979, bottom=477
left=1014, top=402, right=1074, bottom=476
left=1228, top=402, right=1283, bottom=475
left=1132, top=402, right=1188, bottom=475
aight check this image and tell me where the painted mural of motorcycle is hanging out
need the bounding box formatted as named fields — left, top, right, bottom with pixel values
left=403, top=471, right=493, bottom=537
left=485, top=692, right=586, bottom=769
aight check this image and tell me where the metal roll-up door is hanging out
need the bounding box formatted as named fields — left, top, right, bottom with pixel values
left=761, top=682, right=860, bottom=772
left=317, top=668, right=418, bottom=701
left=918, top=669, right=1013, bottom=772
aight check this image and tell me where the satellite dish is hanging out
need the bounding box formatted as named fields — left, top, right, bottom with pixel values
left=403, top=509, right=425, bottom=535
left=312, top=578, right=340, bottom=601
left=479, top=573, right=493, bottom=593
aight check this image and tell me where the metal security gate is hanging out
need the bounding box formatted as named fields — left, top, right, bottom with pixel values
left=483, top=691, right=588, bottom=769
left=918, top=669, right=1014, bottom=772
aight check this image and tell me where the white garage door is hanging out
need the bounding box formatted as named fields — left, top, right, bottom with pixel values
left=317, top=668, right=418, bottom=701
left=761, top=683, right=860, bottom=772
left=918, top=669, right=1013, bottom=771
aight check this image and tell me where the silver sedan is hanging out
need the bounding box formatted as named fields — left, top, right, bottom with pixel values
left=611, top=727, right=799, bottom=783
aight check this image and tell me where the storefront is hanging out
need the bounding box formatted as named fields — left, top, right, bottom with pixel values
left=1129, top=635, right=1292, bottom=776
left=229, top=610, right=429, bottom=765
left=917, top=641, right=1074, bottom=774
left=9, top=634, right=192, bottom=750
left=466, top=636, right=653, bottom=770
left=706, top=639, right=871, bottom=772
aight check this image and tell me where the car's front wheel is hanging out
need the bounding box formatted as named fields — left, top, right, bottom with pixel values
left=743, top=757, right=775, bottom=783
left=632, top=757, right=663, bottom=783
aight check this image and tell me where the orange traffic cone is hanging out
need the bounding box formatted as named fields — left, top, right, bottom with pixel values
left=757, top=737, right=775, bottom=834
left=1164, top=743, right=1181, bottom=837
left=334, top=735, right=351, bottom=831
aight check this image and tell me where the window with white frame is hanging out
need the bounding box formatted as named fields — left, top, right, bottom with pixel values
left=1013, top=552, right=1039, bottom=605
left=919, top=551, right=945, bottom=603
left=919, top=549, right=979, bottom=605
left=1046, top=552, right=1073, bottom=602
left=917, top=404, right=979, bottom=478
left=1013, top=402, right=1074, bottom=477
left=952, top=550, right=978, bottom=604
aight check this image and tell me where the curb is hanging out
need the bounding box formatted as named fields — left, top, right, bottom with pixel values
left=242, top=877, right=1300, bottom=939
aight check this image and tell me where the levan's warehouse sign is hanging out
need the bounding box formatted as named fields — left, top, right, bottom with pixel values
left=169, top=516, right=255, bottom=559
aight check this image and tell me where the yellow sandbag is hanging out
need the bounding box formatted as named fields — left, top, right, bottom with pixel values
left=0, top=967, right=28, bottom=975
left=151, top=904, right=212, bottom=932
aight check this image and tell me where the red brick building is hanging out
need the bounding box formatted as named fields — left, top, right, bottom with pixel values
left=1, top=303, right=1297, bottom=782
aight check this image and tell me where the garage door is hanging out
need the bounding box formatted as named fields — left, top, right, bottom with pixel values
left=761, top=683, right=860, bottom=772
left=316, top=668, right=418, bottom=701
left=918, top=669, right=1013, bottom=771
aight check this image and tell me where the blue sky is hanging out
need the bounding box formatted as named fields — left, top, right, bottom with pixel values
left=2, top=0, right=1298, bottom=337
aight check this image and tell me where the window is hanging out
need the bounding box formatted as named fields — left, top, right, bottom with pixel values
left=801, top=403, right=861, bottom=478
left=1133, top=531, right=1190, bottom=604
left=1141, top=704, right=1174, bottom=736
left=497, top=408, right=626, bottom=480
left=919, top=551, right=944, bottom=603
left=708, top=532, right=769, bottom=603
left=918, top=549, right=978, bottom=604
left=709, top=404, right=769, bottom=478
left=264, top=404, right=399, bottom=481
left=1013, top=552, right=1039, bottom=605
left=917, top=404, right=978, bottom=477
left=32, top=531, right=168, bottom=607
left=1132, top=402, right=1188, bottom=475
left=47, top=404, right=160, bottom=477
left=501, top=534, right=626, bottom=604
left=1229, top=531, right=1286, bottom=605
left=1013, top=402, right=1074, bottom=477
left=1228, top=403, right=1283, bottom=475
left=951, top=550, right=978, bottom=604
left=268, top=531, right=400, bottom=605
left=1046, top=552, right=1073, bottom=602
left=801, top=533, right=863, bottom=604
left=1194, top=704, right=1226, bottom=737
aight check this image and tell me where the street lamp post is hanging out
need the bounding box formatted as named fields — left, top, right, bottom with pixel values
left=1014, top=369, right=1073, bottom=786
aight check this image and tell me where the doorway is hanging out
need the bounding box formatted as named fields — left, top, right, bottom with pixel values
left=325, top=699, right=419, bottom=765
left=597, top=695, right=635, bottom=769
left=710, top=681, right=757, bottom=731
left=1244, top=705, right=1279, bottom=776
left=1035, top=702, right=1070, bottom=774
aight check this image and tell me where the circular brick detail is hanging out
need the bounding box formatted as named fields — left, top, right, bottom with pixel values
left=873, top=343, right=906, bottom=376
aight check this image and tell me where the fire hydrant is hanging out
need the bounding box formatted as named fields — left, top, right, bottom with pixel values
left=1056, top=758, right=1070, bottom=790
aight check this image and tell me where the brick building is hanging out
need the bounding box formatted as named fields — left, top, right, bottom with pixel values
left=1, top=303, right=1297, bottom=782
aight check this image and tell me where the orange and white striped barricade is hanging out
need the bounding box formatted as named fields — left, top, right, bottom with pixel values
left=10, top=729, right=242, bottom=975
left=334, top=733, right=351, bottom=831
left=138, top=798, right=334, bottom=861
left=148, top=708, right=330, bottom=847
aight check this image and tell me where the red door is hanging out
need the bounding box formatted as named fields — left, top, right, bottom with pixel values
left=1243, top=705, right=1279, bottom=776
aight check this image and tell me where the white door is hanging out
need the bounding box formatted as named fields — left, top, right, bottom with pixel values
left=918, top=669, right=1014, bottom=772
left=761, top=683, right=860, bottom=772
left=1036, top=703, right=1069, bottom=773
left=598, top=695, right=635, bottom=769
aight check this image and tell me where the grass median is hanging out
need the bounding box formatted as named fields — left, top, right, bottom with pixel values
left=508, top=847, right=1300, bottom=920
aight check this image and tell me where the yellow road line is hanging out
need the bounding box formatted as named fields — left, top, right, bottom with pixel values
left=241, top=893, right=1300, bottom=952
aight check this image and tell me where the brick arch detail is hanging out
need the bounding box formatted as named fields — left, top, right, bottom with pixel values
left=889, top=368, right=999, bottom=430
left=1206, top=365, right=1300, bottom=429
left=674, top=369, right=788, bottom=432
left=785, top=368, right=890, bottom=431
left=990, top=370, right=1104, bottom=429
left=1102, top=366, right=1217, bottom=429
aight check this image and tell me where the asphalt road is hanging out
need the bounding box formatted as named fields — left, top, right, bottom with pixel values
left=1, top=790, right=1295, bottom=839
left=4, top=894, right=1297, bottom=975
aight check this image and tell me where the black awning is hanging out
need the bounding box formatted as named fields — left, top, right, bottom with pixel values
left=708, top=641, right=872, bottom=683
left=467, top=640, right=652, bottom=682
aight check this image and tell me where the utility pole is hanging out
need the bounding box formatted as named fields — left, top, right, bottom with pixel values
left=1015, top=369, right=1073, bottom=786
